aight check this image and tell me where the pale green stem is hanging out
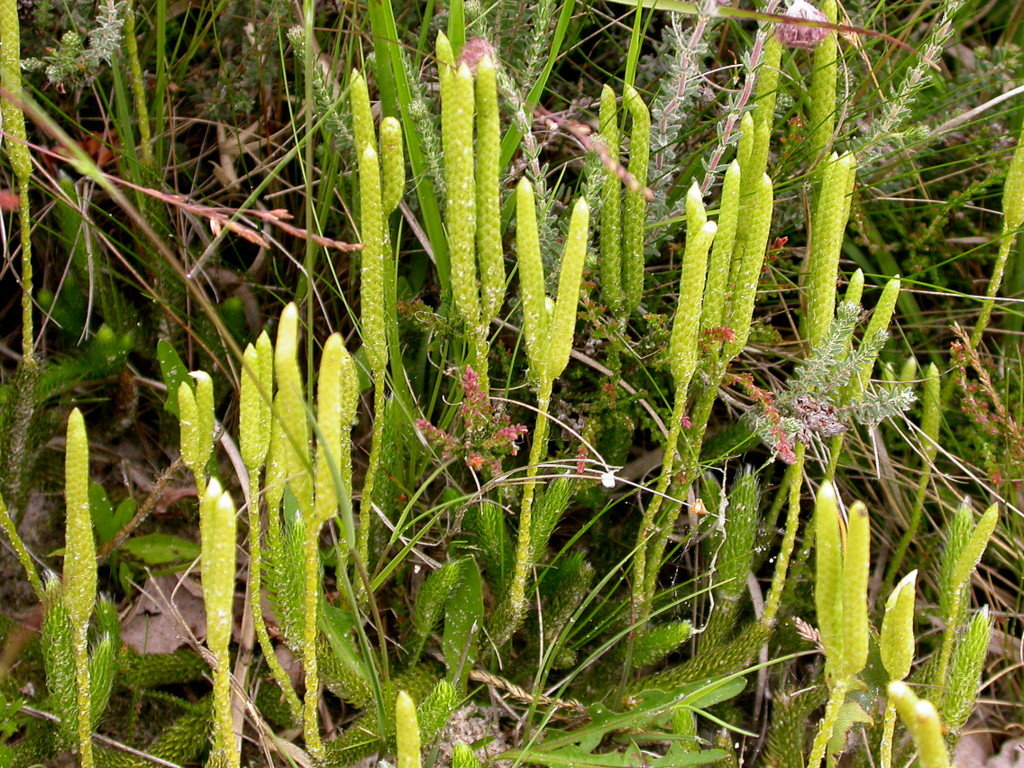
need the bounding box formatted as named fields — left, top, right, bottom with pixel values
left=74, top=626, right=94, bottom=768
left=497, top=377, right=553, bottom=646
left=122, top=0, right=153, bottom=170
left=212, top=652, right=235, bottom=768
left=0, top=490, right=42, bottom=597
left=19, top=188, right=33, bottom=360
left=302, top=526, right=323, bottom=758
left=358, top=382, right=387, bottom=569
left=633, top=394, right=686, bottom=623
left=807, top=678, right=848, bottom=768
left=970, top=233, right=1016, bottom=350
left=824, top=433, right=842, bottom=482
left=879, top=694, right=899, bottom=768
left=885, top=469, right=931, bottom=590
left=762, top=442, right=805, bottom=625
left=935, top=588, right=962, bottom=698
left=245, top=472, right=302, bottom=722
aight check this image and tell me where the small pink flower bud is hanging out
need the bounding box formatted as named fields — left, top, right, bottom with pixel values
left=776, top=0, right=830, bottom=50
left=458, top=37, right=497, bottom=72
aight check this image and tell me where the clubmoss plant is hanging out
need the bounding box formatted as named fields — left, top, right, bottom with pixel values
left=599, top=85, right=623, bottom=316
left=633, top=183, right=715, bottom=622
left=240, top=333, right=303, bottom=722
left=438, top=35, right=485, bottom=384
left=622, top=85, right=651, bottom=316
left=199, top=479, right=239, bottom=768
left=351, top=68, right=404, bottom=568
left=273, top=303, right=323, bottom=757
left=596, top=83, right=650, bottom=317
left=807, top=482, right=870, bottom=768
left=475, top=53, right=504, bottom=325
left=494, top=183, right=589, bottom=646
left=933, top=501, right=998, bottom=701
left=888, top=683, right=951, bottom=768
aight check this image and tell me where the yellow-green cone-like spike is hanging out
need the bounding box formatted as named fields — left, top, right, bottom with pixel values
left=880, top=570, right=917, bottom=682
left=396, top=690, right=421, bottom=768
left=274, top=303, right=313, bottom=518
left=622, top=85, right=650, bottom=316
left=599, top=85, right=623, bottom=315
left=193, top=372, right=215, bottom=466
left=844, top=269, right=864, bottom=309
left=814, top=482, right=844, bottom=665
left=701, top=160, right=741, bottom=334
left=839, top=500, right=870, bottom=678
left=737, top=111, right=754, bottom=177
left=240, top=342, right=264, bottom=472
left=64, top=408, right=96, bottom=631
left=436, top=31, right=455, bottom=68
left=359, top=146, right=388, bottom=376
left=725, top=172, right=774, bottom=359
left=890, top=683, right=951, bottom=768
left=808, top=0, right=839, bottom=166
left=443, top=61, right=480, bottom=333
left=670, top=184, right=716, bottom=391
left=747, top=32, right=780, bottom=185
left=847, top=276, right=901, bottom=401
left=240, top=333, right=273, bottom=472
left=1004, top=128, right=1024, bottom=235
left=381, top=116, right=405, bottom=215
left=951, top=503, right=998, bottom=599
left=806, top=152, right=856, bottom=347
left=475, top=55, right=504, bottom=324
left=200, top=478, right=239, bottom=768
left=314, top=334, right=346, bottom=529
left=516, top=179, right=549, bottom=373
left=350, top=70, right=375, bottom=159
left=200, top=478, right=236, bottom=657
left=753, top=33, right=782, bottom=140
left=546, top=198, right=590, bottom=381
left=338, top=340, right=359, bottom=497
